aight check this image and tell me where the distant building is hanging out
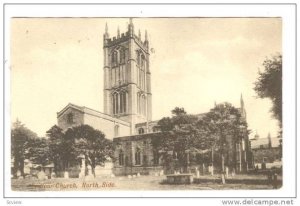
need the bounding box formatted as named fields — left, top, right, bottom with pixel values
left=250, top=133, right=282, bottom=169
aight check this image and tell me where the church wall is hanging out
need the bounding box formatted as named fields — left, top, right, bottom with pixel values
left=83, top=113, right=130, bottom=140
left=113, top=134, right=162, bottom=176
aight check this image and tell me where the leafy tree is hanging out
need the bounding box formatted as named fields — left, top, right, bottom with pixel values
left=11, top=120, right=38, bottom=178
left=254, top=54, right=282, bottom=128
left=64, top=125, right=114, bottom=177
left=153, top=104, right=248, bottom=173
left=203, top=103, right=248, bottom=172
left=26, top=137, right=51, bottom=166
left=154, top=108, right=199, bottom=172
left=46, top=125, right=64, bottom=173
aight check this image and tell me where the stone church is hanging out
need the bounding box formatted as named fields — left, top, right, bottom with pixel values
left=57, top=19, right=251, bottom=176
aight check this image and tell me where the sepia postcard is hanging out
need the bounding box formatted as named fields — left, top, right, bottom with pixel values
left=2, top=3, right=297, bottom=202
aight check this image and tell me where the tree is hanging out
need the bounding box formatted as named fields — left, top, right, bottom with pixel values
left=26, top=137, right=51, bottom=166
left=254, top=54, right=282, bottom=128
left=203, top=103, right=248, bottom=172
left=64, top=125, right=114, bottom=177
left=154, top=108, right=199, bottom=172
left=46, top=125, right=64, bottom=173
left=11, top=120, right=38, bottom=178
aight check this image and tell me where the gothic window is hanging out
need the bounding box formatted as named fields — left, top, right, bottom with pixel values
left=112, top=93, right=119, bottom=115
left=135, top=147, right=141, bottom=165
left=119, top=150, right=124, bottom=166
left=141, top=55, right=145, bottom=70
left=112, top=51, right=118, bottom=65
left=113, top=91, right=127, bottom=115
left=117, top=67, right=120, bottom=85
left=114, top=125, right=119, bottom=137
left=67, top=113, right=74, bottom=124
left=138, top=128, right=144, bottom=134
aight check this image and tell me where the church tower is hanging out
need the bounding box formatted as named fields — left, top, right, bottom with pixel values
left=103, top=19, right=152, bottom=134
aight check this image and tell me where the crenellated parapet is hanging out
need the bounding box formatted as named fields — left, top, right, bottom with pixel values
left=103, top=19, right=149, bottom=52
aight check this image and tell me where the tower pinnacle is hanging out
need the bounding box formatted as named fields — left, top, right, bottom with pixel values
left=128, top=18, right=134, bottom=36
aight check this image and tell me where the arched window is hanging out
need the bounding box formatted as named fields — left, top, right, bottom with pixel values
left=119, top=150, right=124, bottom=166
left=135, top=148, right=141, bottom=165
left=120, top=92, right=124, bottom=113
left=112, top=51, right=118, bottom=65
left=114, top=125, right=119, bottom=137
left=120, top=91, right=126, bottom=114
left=113, top=91, right=127, bottom=115
left=138, top=128, right=144, bottom=134
left=113, top=93, right=119, bottom=115
left=141, top=55, right=145, bottom=69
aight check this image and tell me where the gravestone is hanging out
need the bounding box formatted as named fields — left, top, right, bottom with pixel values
left=225, top=167, right=229, bottom=178
left=64, top=171, right=69, bottom=179
left=38, top=171, right=47, bottom=180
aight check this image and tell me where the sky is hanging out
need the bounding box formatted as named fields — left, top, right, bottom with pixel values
left=10, top=18, right=281, bottom=140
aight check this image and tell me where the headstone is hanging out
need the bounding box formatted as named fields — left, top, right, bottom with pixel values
left=79, top=158, right=86, bottom=178
left=127, top=175, right=132, bottom=179
left=154, top=172, right=158, bottom=176
left=51, top=172, right=56, bottom=179
left=196, top=170, right=200, bottom=178
left=16, top=170, right=21, bottom=178
left=221, top=174, right=226, bottom=184
left=110, top=174, right=115, bottom=178
left=132, top=175, right=136, bottom=178
left=38, top=171, right=47, bottom=180
left=202, top=163, right=206, bottom=175
left=225, top=167, right=229, bottom=178
left=85, top=165, right=94, bottom=180
left=159, top=170, right=164, bottom=176
left=64, top=171, right=69, bottom=179
left=209, top=166, right=214, bottom=176
left=137, top=173, right=140, bottom=177
left=231, top=168, right=236, bottom=177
